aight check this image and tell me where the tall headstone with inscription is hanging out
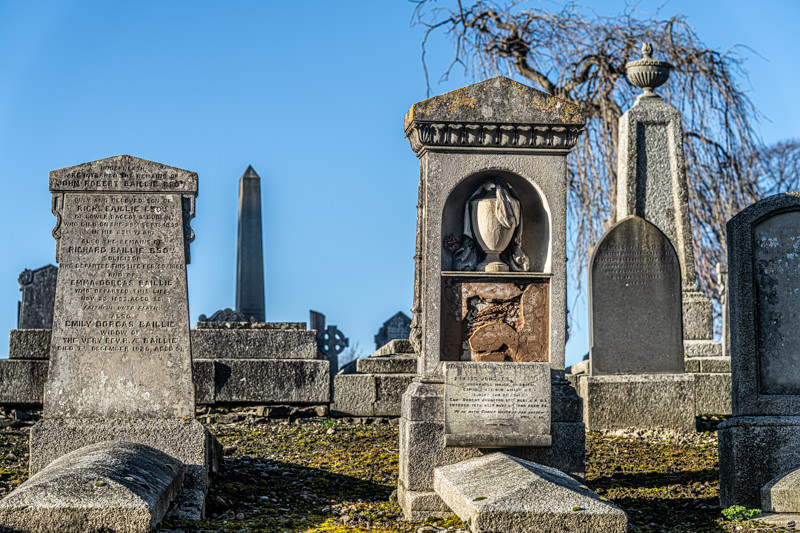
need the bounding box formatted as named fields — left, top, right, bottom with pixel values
left=579, top=216, right=695, bottom=432
left=719, top=192, right=800, bottom=509
left=29, top=155, right=218, bottom=517
left=399, top=77, right=624, bottom=530
left=616, top=43, right=718, bottom=356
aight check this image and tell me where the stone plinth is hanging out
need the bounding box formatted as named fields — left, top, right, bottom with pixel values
left=579, top=374, right=696, bottom=433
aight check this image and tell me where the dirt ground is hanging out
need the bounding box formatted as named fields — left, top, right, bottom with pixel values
left=0, top=409, right=792, bottom=532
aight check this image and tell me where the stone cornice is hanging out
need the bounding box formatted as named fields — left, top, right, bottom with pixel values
left=405, top=121, right=584, bottom=153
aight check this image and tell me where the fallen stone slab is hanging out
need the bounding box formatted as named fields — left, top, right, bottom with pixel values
left=0, top=441, right=183, bottom=533
left=763, top=468, right=800, bottom=512
left=434, top=453, right=627, bottom=533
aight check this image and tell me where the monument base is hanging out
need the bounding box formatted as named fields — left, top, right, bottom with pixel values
left=397, top=376, right=585, bottom=520
left=579, top=374, right=696, bottom=433
left=683, top=357, right=732, bottom=416
left=719, top=416, right=800, bottom=509
left=31, top=419, right=221, bottom=519
left=682, top=290, right=714, bottom=341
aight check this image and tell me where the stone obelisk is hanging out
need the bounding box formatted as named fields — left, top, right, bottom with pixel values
left=236, top=165, right=265, bottom=322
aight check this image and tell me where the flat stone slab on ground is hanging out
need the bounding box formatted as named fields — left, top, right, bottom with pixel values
left=356, top=355, right=417, bottom=374
left=0, top=441, right=183, bottom=533
left=433, top=453, right=627, bottom=533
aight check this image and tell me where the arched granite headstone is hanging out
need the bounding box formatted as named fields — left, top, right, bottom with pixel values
left=589, top=215, right=683, bottom=375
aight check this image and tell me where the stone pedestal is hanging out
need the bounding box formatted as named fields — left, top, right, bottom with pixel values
left=398, top=376, right=584, bottom=520
left=578, top=374, right=695, bottom=433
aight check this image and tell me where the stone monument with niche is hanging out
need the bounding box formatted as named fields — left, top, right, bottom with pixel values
left=398, top=76, right=589, bottom=521
left=616, top=43, right=718, bottom=356
left=579, top=215, right=695, bottom=433
left=719, top=192, right=800, bottom=509
left=29, top=155, right=218, bottom=518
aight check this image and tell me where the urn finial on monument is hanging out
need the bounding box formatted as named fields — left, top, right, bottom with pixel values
left=625, top=42, right=672, bottom=99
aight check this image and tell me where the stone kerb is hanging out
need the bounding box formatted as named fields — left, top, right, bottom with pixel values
left=727, top=192, right=800, bottom=416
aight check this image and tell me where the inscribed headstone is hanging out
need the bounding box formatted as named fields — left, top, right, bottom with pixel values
left=590, top=216, right=683, bottom=375
left=45, top=155, right=197, bottom=418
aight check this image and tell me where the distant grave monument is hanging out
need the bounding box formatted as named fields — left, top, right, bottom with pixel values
left=236, top=165, right=265, bottom=322
left=0, top=156, right=220, bottom=529
left=719, top=192, right=800, bottom=510
left=580, top=215, right=694, bottom=432
left=398, top=76, right=625, bottom=529
left=615, top=43, right=717, bottom=356
left=374, top=311, right=411, bottom=349
left=17, top=265, right=57, bottom=329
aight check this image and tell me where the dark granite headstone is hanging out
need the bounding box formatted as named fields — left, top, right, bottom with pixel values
left=589, top=215, right=683, bottom=375
left=17, top=265, right=58, bottom=329
left=236, top=165, right=265, bottom=322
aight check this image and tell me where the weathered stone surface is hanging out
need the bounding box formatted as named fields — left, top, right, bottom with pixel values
left=16, top=265, right=57, bottom=330
left=205, top=359, right=329, bottom=404
left=589, top=216, right=683, bottom=375
left=405, top=76, right=584, bottom=132
left=236, top=166, right=265, bottom=323
left=684, top=339, right=723, bottom=357
left=762, top=468, right=800, bottom=512
left=333, top=374, right=375, bottom=417
left=684, top=356, right=731, bottom=374
left=682, top=291, right=714, bottom=341
left=374, top=374, right=415, bottom=417
left=190, top=328, right=317, bottom=359
left=0, top=359, right=47, bottom=405
left=0, top=441, right=183, bottom=533
left=8, top=329, right=50, bottom=360
left=444, top=362, right=550, bottom=447
left=434, top=454, right=627, bottom=533
left=374, top=311, right=411, bottom=350
left=693, top=373, right=732, bottom=416
left=357, top=355, right=416, bottom=374
left=719, top=416, right=800, bottom=508
left=579, top=374, right=695, bottom=433
left=372, top=339, right=415, bottom=357
left=46, top=156, right=197, bottom=418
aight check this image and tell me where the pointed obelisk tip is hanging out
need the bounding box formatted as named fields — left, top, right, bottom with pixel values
left=242, top=165, right=260, bottom=180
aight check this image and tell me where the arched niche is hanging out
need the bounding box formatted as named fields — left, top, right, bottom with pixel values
left=440, top=170, right=551, bottom=273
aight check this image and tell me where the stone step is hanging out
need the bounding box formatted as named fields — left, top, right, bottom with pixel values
left=434, top=453, right=627, bottom=533
left=371, top=339, right=415, bottom=357
left=684, top=356, right=731, bottom=373
left=684, top=339, right=723, bottom=357
left=357, top=355, right=417, bottom=374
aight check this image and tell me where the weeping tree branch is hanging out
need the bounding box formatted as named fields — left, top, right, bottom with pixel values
left=412, top=0, right=767, bottom=314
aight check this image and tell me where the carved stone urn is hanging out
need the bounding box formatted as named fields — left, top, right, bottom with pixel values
left=625, top=42, right=672, bottom=98
left=470, top=193, right=515, bottom=272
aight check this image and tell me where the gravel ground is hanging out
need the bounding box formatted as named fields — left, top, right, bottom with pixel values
left=0, top=408, right=793, bottom=532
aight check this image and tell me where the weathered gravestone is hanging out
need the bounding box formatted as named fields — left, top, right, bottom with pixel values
left=580, top=215, right=694, bottom=433
left=719, top=192, right=800, bottom=509
left=17, top=265, right=57, bottom=329
left=26, top=155, right=218, bottom=519
left=399, top=77, right=624, bottom=529
left=589, top=216, right=683, bottom=375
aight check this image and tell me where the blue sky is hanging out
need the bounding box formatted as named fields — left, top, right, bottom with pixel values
left=0, top=1, right=797, bottom=367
